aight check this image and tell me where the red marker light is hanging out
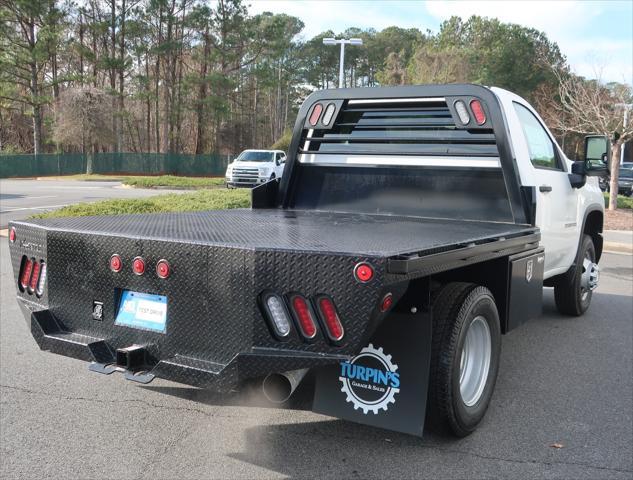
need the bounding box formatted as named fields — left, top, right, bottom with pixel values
left=354, top=262, right=374, bottom=283
left=380, top=293, right=393, bottom=312
left=132, top=257, right=145, bottom=275
left=470, top=99, right=486, bottom=125
left=309, top=103, right=323, bottom=126
left=110, top=254, right=122, bottom=272
left=156, top=259, right=170, bottom=279
left=9, top=227, right=16, bottom=243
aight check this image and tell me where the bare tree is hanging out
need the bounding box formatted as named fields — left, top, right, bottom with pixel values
left=53, top=86, right=114, bottom=173
left=548, top=70, right=633, bottom=210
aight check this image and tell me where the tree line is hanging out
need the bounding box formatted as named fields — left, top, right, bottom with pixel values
left=0, top=0, right=631, bottom=166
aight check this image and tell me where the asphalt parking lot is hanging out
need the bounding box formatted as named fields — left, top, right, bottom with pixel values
left=0, top=237, right=631, bottom=479
left=0, top=179, right=185, bottom=227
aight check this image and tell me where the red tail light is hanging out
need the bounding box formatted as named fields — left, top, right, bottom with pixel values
left=470, top=99, right=486, bottom=125
left=19, top=257, right=33, bottom=289
left=29, top=261, right=41, bottom=291
left=9, top=227, right=16, bottom=243
left=288, top=294, right=317, bottom=340
left=132, top=257, right=145, bottom=275
left=315, top=295, right=344, bottom=343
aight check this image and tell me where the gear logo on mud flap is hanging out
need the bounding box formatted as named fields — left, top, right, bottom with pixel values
left=339, top=343, right=400, bottom=414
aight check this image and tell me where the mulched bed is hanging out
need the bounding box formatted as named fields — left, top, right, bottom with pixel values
left=605, top=209, right=633, bottom=231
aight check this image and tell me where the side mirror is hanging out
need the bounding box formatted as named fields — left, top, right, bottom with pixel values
left=569, top=161, right=587, bottom=189
left=275, top=159, right=281, bottom=166
left=583, top=135, right=611, bottom=176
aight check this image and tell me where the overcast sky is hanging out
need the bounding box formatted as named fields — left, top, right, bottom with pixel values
left=249, top=0, right=633, bottom=84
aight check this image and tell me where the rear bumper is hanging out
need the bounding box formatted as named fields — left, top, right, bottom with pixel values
left=22, top=305, right=348, bottom=391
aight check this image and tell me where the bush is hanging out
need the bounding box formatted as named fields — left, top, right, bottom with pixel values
left=603, top=193, right=633, bottom=209
left=32, top=189, right=250, bottom=219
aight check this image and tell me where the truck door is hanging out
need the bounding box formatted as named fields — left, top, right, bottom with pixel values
left=513, top=102, right=578, bottom=276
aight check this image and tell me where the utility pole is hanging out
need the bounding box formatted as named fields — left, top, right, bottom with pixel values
left=322, top=38, right=363, bottom=88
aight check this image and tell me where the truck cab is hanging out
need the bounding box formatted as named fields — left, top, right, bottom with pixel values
left=225, top=149, right=286, bottom=188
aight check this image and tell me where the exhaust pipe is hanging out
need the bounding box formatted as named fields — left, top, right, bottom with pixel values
left=262, top=368, right=308, bottom=403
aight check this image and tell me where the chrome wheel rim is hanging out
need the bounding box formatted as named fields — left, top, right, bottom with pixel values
left=459, top=316, right=492, bottom=407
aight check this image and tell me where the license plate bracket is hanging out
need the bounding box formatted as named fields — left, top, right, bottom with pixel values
left=115, top=290, right=167, bottom=334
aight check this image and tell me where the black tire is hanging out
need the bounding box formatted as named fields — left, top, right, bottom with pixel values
left=554, top=234, right=596, bottom=316
left=427, top=282, right=501, bottom=437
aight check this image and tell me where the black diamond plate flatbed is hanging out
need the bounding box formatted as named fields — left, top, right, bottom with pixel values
left=18, top=208, right=537, bottom=258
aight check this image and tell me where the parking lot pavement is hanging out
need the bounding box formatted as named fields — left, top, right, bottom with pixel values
left=0, top=239, right=631, bottom=479
left=0, top=179, right=186, bottom=227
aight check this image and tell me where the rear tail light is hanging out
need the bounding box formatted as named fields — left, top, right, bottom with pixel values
left=19, top=257, right=33, bottom=290
left=470, top=99, right=486, bottom=125
left=288, top=293, right=317, bottom=340
left=28, top=261, right=41, bottom=292
left=36, top=262, right=47, bottom=296
left=132, top=257, right=145, bottom=275
left=454, top=100, right=470, bottom=125
left=314, top=295, right=344, bottom=343
left=308, top=103, right=323, bottom=126
left=260, top=291, right=292, bottom=339
left=9, top=227, right=16, bottom=243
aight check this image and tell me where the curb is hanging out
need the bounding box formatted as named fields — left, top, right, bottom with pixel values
left=603, top=241, right=633, bottom=254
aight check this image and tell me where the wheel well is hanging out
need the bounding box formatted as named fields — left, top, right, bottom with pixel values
left=584, top=210, right=603, bottom=262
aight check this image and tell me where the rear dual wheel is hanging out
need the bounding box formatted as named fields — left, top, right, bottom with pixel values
left=427, top=283, right=501, bottom=437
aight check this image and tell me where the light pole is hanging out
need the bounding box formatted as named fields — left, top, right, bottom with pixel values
left=322, top=37, right=363, bottom=88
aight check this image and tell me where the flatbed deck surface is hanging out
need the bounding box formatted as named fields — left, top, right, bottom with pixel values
left=18, top=209, right=537, bottom=257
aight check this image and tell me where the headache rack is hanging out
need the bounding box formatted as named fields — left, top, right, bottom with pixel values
left=277, top=84, right=532, bottom=226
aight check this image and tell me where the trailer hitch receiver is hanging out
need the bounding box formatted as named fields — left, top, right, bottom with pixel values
left=116, top=345, right=147, bottom=371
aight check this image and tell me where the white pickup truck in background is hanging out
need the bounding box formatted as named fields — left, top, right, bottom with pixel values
left=225, top=149, right=287, bottom=188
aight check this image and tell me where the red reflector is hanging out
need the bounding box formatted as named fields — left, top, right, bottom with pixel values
left=290, top=295, right=317, bottom=339
left=20, top=257, right=33, bottom=289
left=110, top=254, right=122, bottom=272
left=9, top=227, right=16, bottom=243
left=470, top=100, right=486, bottom=125
left=308, top=103, right=323, bottom=126
left=380, top=293, right=393, bottom=312
left=156, top=259, right=170, bottom=279
left=132, top=257, right=145, bottom=275
left=354, top=262, right=374, bottom=283
left=29, top=261, right=41, bottom=291
left=317, top=296, right=344, bottom=342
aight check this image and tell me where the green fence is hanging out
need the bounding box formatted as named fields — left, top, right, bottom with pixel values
left=0, top=152, right=235, bottom=178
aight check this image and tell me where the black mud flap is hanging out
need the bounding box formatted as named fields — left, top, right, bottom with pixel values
left=312, top=308, right=432, bottom=437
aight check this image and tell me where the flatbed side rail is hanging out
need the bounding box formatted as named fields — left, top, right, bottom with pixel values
left=387, top=231, right=540, bottom=275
